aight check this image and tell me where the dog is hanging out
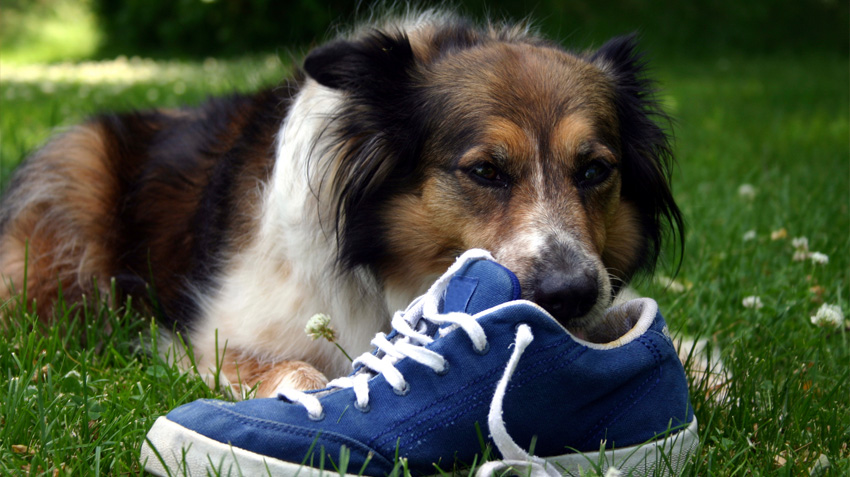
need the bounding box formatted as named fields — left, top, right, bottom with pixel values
left=0, top=11, right=683, bottom=398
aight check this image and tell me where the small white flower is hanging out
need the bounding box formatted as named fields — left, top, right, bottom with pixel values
left=304, top=313, right=353, bottom=362
left=791, top=237, right=813, bottom=261
left=791, top=237, right=809, bottom=251
left=604, top=468, right=623, bottom=477
left=809, top=252, right=829, bottom=265
left=654, top=275, right=692, bottom=293
left=737, top=184, right=757, bottom=200
left=742, top=230, right=757, bottom=241
left=742, top=296, right=764, bottom=309
left=810, top=304, right=844, bottom=328
left=305, top=313, right=336, bottom=341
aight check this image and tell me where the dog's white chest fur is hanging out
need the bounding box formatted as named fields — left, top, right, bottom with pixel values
left=190, top=82, right=415, bottom=380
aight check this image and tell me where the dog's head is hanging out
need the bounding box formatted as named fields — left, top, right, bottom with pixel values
left=303, top=15, right=683, bottom=332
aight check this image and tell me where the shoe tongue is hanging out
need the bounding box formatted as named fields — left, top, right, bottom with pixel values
left=440, top=259, right=522, bottom=314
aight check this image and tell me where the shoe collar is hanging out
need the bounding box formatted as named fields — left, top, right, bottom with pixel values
left=472, top=297, right=661, bottom=351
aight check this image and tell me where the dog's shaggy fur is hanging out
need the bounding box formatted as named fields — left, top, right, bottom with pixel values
left=0, top=12, right=682, bottom=397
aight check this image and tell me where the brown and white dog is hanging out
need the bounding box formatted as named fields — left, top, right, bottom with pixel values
left=0, top=12, right=683, bottom=397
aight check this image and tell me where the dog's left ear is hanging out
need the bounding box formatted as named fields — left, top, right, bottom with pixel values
left=303, top=31, right=416, bottom=94
left=590, top=35, right=684, bottom=273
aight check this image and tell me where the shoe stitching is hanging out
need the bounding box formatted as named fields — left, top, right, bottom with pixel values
left=508, top=341, right=586, bottom=389
left=403, top=386, right=493, bottom=449
left=372, top=360, right=496, bottom=449
left=393, top=338, right=584, bottom=451
left=375, top=333, right=575, bottom=449
left=371, top=334, right=572, bottom=448
left=576, top=370, right=661, bottom=450
left=369, top=329, right=539, bottom=448
left=576, top=335, right=664, bottom=450
left=366, top=348, right=492, bottom=447
left=482, top=345, right=588, bottom=455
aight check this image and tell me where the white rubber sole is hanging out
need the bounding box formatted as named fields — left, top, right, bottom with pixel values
left=140, top=416, right=699, bottom=476
left=547, top=418, right=700, bottom=476
left=140, top=416, right=365, bottom=477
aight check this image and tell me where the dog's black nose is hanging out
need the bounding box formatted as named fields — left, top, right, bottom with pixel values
left=533, top=268, right=599, bottom=325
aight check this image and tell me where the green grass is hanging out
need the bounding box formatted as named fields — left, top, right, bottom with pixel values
left=1, top=50, right=848, bottom=475
left=642, top=53, right=850, bottom=475
left=0, top=0, right=100, bottom=64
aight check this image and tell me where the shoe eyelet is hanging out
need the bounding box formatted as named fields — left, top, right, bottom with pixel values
left=308, top=411, right=325, bottom=421
left=514, top=323, right=528, bottom=332
left=393, top=381, right=411, bottom=396
left=354, top=401, right=371, bottom=413
left=435, top=360, right=450, bottom=376
left=475, top=341, right=490, bottom=355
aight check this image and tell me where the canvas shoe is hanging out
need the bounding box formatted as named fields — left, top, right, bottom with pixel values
left=140, top=249, right=699, bottom=476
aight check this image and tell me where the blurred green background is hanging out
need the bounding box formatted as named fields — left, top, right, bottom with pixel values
left=1, top=0, right=847, bottom=62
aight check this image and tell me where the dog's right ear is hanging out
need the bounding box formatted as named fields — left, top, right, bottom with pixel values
left=589, top=34, right=685, bottom=274
left=303, top=31, right=416, bottom=93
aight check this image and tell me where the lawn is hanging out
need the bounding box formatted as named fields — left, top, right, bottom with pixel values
left=1, top=35, right=848, bottom=477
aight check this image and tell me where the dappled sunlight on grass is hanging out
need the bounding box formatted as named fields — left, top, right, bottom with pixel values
left=0, top=0, right=99, bottom=64
left=1, top=55, right=284, bottom=88
left=0, top=55, right=288, bottom=181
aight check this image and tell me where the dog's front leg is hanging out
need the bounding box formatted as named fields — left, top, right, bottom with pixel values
left=200, top=350, right=329, bottom=399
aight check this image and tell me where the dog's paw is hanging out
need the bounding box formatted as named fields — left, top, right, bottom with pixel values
left=263, top=360, right=329, bottom=397
left=205, top=353, right=330, bottom=399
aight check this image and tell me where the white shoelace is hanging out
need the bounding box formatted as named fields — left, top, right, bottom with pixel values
left=475, top=324, right=562, bottom=477
left=278, top=249, right=493, bottom=419
left=279, top=248, right=557, bottom=476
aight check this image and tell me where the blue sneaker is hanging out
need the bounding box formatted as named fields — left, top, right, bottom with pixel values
left=141, top=249, right=698, bottom=476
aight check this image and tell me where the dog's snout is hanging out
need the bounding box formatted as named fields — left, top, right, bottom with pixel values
left=533, top=267, right=599, bottom=325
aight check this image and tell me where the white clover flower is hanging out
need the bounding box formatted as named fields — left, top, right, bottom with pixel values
left=809, top=252, right=829, bottom=265
left=743, top=230, right=757, bottom=241
left=305, top=313, right=336, bottom=342
left=790, top=237, right=812, bottom=261
left=604, top=468, right=623, bottom=477
left=737, top=184, right=757, bottom=200
left=654, top=275, right=692, bottom=293
left=791, top=237, right=809, bottom=250
left=742, top=296, right=764, bottom=309
left=305, top=313, right=353, bottom=362
left=810, top=304, right=844, bottom=328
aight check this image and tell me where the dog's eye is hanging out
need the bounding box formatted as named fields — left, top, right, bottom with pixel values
left=468, top=163, right=508, bottom=187
left=577, top=160, right=612, bottom=187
